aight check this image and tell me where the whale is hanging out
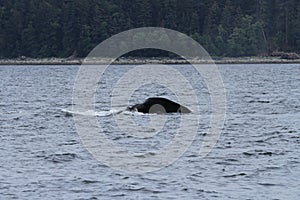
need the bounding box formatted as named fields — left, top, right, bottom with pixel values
left=127, top=97, right=191, bottom=114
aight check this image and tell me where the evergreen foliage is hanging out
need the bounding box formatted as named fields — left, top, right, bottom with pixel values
left=0, top=0, right=299, bottom=58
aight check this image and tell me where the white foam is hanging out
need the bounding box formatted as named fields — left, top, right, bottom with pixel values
left=60, top=108, right=127, bottom=117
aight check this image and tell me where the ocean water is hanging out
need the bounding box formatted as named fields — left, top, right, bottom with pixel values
left=0, top=64, right=299, bottom=199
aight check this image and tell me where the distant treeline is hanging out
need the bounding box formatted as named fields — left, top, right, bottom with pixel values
left=1, top=0, right=300, bottom=58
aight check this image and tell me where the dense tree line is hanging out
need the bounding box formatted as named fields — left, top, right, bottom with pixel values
left=0, top=0, right=300, bottom=58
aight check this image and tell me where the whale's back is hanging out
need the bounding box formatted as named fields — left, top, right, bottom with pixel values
left=139, top=97, right=191, bottom=113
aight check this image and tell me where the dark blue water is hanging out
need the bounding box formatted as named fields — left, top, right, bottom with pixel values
left=0, top=64, right=299, bottom=199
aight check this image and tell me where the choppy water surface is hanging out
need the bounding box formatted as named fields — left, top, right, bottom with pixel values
left=0, top=64, right=299, bottom=199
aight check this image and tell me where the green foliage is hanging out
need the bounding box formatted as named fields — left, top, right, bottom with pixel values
left=0, top=0, right=299, bottom=58
left=228, top=15, right=265, bottom=56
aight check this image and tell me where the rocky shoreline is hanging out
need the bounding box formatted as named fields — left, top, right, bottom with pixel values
left=1, top=56, right=300, bottom=65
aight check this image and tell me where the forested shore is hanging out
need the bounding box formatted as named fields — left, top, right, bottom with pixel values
left=1, top=0, right=300, bottom=59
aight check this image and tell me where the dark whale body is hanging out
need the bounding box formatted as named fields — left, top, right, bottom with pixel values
left=127, top=97, right=191, bottom=114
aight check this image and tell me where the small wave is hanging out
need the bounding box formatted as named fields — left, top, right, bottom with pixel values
left=248, top=100, right=270, bottom=104
left=58, top=140, right=79, bottom=146
left=82, top=180, right=100, bottom=184
left=223, top=172, right=247, bottom=178
left=45, top=152, right=78, bottom=163
left=243, top=150, right=283, bottom=157
left=257, top=182, right=282, bottom=187
left=133, top=152, right=156, bottom=158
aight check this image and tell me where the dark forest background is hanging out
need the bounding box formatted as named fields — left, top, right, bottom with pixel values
left=1, top=0, right=300, bottom=58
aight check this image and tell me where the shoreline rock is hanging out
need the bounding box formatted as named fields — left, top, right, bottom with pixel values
left=270, top=51, right=300, bottom=60
left=1, top=56, right=300, bottom=65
